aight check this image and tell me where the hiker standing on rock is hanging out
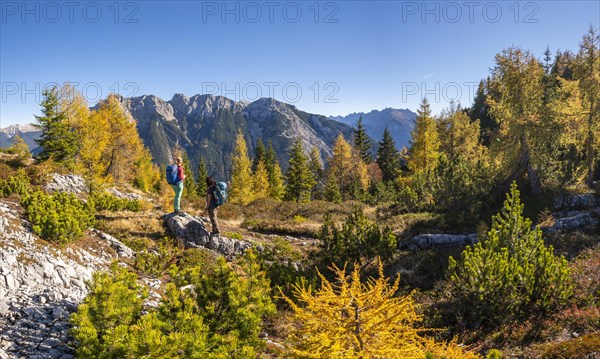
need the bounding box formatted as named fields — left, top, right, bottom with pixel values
left=206, top=176, right=221, bottom=237
left=166, top=157, right=185, bottom=215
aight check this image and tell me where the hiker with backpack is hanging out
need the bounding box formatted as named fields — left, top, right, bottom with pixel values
left=206, top=176, right=227, bottom=236
left=166, top=157, right=185, bottom=215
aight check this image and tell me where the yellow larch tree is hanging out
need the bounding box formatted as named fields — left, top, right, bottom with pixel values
left=283, top=263, right=481, bottom=359
left=230, top=131, right=255, bottom=205
left=326, top=134, right=368, bottom=200
left=253, top=159, right=270, bottom=199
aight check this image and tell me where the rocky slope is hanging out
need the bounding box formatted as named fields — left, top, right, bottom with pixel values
left=0, top=200, right=117, bottom=359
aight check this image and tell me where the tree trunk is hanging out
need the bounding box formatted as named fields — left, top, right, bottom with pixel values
left=585, top=100, right=596, bottom=187
left=522, top=136, right=542, bottom=194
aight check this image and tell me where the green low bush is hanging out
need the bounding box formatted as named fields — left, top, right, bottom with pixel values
left=134, top=238, right=178, bottom=276
left=319, top=207, right=397, bottom=271
left=0, top=169, right=31, bottom=197
left=90, top=192, right=143, bottom=212
left=72, top=251, right=275, bottom=358
left=21, top=190, right=95, bottom=244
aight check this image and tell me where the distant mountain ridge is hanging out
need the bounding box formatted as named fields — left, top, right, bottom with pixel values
left=330, top=108, right=416, bottom=149
left=0, top=98, right=415, bottom=180
left=0, top=124, right=42, bottom=151
left=113, top=94, right=360, bottom=179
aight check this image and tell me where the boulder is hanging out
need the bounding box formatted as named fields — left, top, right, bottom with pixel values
left=406, top=233, right=478, bottom=250
left=44, top=174, right=87, bottom=195
left=554, top=193, right=599, bottom=211
left=106, top=187, right=144, bottom=201
left=164, top=212, right=253, bottom=257
left=91, top=229, right=135, bottom=258
left=545, top=209, right=600, bottom=233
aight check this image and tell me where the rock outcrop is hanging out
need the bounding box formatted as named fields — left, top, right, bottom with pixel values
left=405, top=193, right=600, bottom=249
left=0, top=201, right=119, bottom=359
left=44, top=174, right=87, bottom=195
left=403, top=233, right=478, bottom=250
left=545, top=192, right=600, bottom=234
left=544, top=208, right=600, bottom=234
left=554, top=193, right=599, bottom=211
left=164, top=212, right=254, bottom=257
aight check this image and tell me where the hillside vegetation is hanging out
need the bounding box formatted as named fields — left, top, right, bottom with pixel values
left=0, top=27, right=598, bottom=358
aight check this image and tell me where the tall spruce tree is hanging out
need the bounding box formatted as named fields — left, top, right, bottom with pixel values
left=196, top=157, right=209, bottom=197
left=468, top=79, right=496, bottom=145
left=252, top=138, right=267, bottom=172
left=353, top=116, right=373, bottom=163
left=34, top=86, right=78, bottom=165
left=376, top=128, right=400, bottom=183
left=285, top=139, right=315, bottom=202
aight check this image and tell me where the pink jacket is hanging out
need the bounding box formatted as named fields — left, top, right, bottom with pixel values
left=177, top=165, right=185, bottom=182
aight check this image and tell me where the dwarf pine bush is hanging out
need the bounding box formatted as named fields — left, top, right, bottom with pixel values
left=21, top=190, right=95, bottom=244
left=72, top=251, right=274, bottom=358
left=71, top=263, right=209, bottom=358
left=319, top=207, right=397, bottom=270
left=448, top=182, right=572, bottom=325
left=90, top=192, right=142, bottom=212
left=0, top=169, right=31, bottom=197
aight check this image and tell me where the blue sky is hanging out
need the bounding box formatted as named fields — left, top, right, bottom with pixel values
left=1, top=0, right=598, bottom=126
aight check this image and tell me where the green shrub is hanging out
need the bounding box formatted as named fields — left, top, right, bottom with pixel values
left=538, top=332, right=600, bottom=358
left=224, top=231, right=243, bottom=241
left=90, top=192, right=143, bottom=212
left=486, top=349, right=503, bottom=359
left=21, top=190, right=95, bottom=244
left=70, top=263, right=209, bottom=358
left=448, top=182, right=572, bottom=326
left=319, top=207, right=397, bottom=270
left=0, top=169, right=31, bottom=197
left=134, top=246, right=175, bottom=276
left=176, top=248, right=217, bottom=272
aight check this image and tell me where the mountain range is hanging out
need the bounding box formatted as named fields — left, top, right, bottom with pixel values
left=330, top=108, right=416, bottom=150
left=1, top=95, right=416, bottom=179
left=0, top=124, right=42, bottom=151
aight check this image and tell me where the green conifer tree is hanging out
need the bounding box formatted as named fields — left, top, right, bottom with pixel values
left=285, top=139, right=315, bottom=202
left=196, top=157, right=209, bottom=197
left=34, top=86, right=78, bottom=166
left=376, top=128, right=400, bottom=183
left=252, top=138, right=266, bottom=172
left=353, top=116, right=373, bottom=163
